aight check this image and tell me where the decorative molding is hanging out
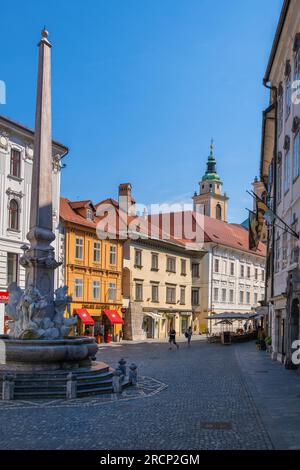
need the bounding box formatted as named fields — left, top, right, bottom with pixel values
left=0, top=135, right=8, bottom=150
left=25, top=146, right=34, bottom=160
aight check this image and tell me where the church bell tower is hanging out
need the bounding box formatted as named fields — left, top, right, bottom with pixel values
left=193, top=140, right=228, bottom=222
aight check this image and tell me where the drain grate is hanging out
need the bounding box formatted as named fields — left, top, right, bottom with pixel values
left=200, top=422, right=232, bottom=430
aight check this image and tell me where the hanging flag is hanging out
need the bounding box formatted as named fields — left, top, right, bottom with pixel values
left=249, top=210, right=259, bottom=251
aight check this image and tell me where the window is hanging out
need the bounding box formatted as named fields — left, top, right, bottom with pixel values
left=180, top=287, right=186, bottom=305
left=181, top=259, right=187, bottom=276
left=214, top=288, right=219, bottom=302
left=229, top=290, right=234, bottom=303
left=86, top=208, right=93, bottom=221
left=7, top=253, right=18, bottom=285
left=222, top=289, right=226, bottom=302
left=8, top=199, right=19, bottom=230
left=254, top=293, right=258, bottom=305
left=192, top=263, right=200, bottom=278
left=294, top=133, right=300, bottom=180
left=285, top=71, right=292, bottom=118
left=92, top=280, right=100, bottom=300
left=275, top=235, right=281, bottom=272
left=216, top=204, right=222, bottom=221
left=214, top=259, right=220, bottom=273
left=108, top=282, right=117, bottom=301
left=223, top=260, right=227, bottom=275
left=255, top=268, right=258, bottom=280
left=282, top=232, right=288, bottom=269
left=134, top=249, right=142, bottom=268
left=93, top=242, right=101, bottom=263
left=261, top=269, right=265, bottom=282
left=277, top=156, right=282, bottom=203
left=247, top=266, right=251, bottom=279
left=151, top=253, right=159, bottom=271
left=74, top=279, right=83, bottom=298
left=295, top=43, right=300, bottom=85
left=284, top=150, right=291, bottom=193
left=230, top=262, right=235, bottom=276
left=278, top=85, right=284, bottom=136
left=75, top=238, right=84, bottom=260
left=109, top=245, right=116, bottom=265
left=240, top=265, right=245, bottom=278
left=10, top=149, right=21, bottom=178
left=166, top=286, right=176, bottom=304
left=239, top=291, right=244, bottom=304
left=246, top=292, right=250, bottom=304
left=151, top=284, right=159, bottom=303
left=166, top=257, right=176, bottom=273
left=192, top=288, right=200, bottom=306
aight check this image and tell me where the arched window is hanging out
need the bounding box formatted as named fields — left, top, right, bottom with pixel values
left=10, top=149, right=21, bottom=178
left=216, top=204, right=222, bottom=221
left=9, top=199, right=19, bottom=230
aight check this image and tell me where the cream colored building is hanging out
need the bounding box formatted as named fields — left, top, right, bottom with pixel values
left=260, top=0, right=300, bottom=367
left=123, top=237, right=199, bottom=341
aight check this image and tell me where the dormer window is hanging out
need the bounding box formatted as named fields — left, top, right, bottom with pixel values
left=87, top=208, right=93, bottom=221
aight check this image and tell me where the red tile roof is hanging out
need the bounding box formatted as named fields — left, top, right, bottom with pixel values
left=60, top=197, right=266, bottom=257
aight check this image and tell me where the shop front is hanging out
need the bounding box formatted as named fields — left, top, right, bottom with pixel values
left=74, top=308, right=95, bottom=336
left=142, top=312, right=162, bottom=339
left=102, top=309, right=124, bottom=343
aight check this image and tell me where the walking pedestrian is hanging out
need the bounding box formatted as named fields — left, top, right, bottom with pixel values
left=168, top=328, right=179, bottom=350
left=185, top=326, right=193, bottom=346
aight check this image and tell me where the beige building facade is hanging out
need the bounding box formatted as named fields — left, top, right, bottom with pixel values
left=123, top=237, right=199, bottom=341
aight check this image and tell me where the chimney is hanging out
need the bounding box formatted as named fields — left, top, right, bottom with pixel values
left=118, top=183, right=135, bottom=215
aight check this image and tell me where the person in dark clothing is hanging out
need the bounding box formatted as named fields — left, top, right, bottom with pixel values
left=168, top=328, right=179, bottom=350
left=185, top=326, right=193, bottom=346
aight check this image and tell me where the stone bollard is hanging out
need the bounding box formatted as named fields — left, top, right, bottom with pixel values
left=113, top=368, right=123, bottom=394
left=118, top=358, right=127, bottom=377
left=66, top=372, right=77, bottom=400
left=2, top=374, right=15, bottom=401
left=129, top=363, right=138, bottom=386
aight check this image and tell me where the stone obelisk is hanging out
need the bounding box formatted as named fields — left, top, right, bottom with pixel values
left=21, top=29, right=59, bottom=316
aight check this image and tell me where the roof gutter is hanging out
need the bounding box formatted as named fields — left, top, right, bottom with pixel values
left=264, top=0, right=291, bottom=84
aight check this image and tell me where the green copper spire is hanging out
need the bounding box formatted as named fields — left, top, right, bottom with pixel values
left=202, top=139, right=221, bottom=182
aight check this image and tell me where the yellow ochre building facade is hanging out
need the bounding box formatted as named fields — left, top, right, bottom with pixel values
left=59, top=198, right=124, bottom=342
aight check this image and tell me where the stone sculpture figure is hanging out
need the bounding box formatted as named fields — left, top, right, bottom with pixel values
left=5, top=283, right=76, bottom=340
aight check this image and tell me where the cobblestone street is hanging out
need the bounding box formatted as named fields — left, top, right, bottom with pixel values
left=1, top=340, right=300, bottom=450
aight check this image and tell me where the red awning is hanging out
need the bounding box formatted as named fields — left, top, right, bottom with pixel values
left=74, top=309, right=95, bottom=325
left=103, top=309, right=124, bottom=325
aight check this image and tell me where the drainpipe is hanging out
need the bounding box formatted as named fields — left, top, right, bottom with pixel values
left=263, top=80, right=278, bottom=336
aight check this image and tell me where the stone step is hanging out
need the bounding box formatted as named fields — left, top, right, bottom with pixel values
left=77, top=385, right=114, bottom=396
left=77, top=379, right=113, bottom=391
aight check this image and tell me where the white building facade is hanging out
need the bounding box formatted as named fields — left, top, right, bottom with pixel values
left=0, top=115, right=68, bottom=333
left=260, top=0, right=300, bottom=367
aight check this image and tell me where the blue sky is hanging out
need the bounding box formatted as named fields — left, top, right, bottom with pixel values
left=1, top=0, right=283, bottom=222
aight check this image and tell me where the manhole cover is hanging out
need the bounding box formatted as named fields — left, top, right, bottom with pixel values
left=201, top=422, right=232, bottom=430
